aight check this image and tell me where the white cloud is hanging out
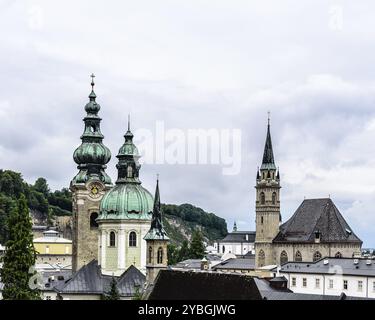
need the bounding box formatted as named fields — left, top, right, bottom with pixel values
left=0, top=1, right=375, bottom=246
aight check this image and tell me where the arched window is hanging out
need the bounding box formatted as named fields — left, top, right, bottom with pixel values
left=258, top=250, right=265, bottom=267
left=157, top=247, right=163, bottom=264
left=222, top=245, right=225, bottom=253
left=260, top=192, right=265, bottom=205
left=295, top=251, right=302, bottom=262
left=272, top=192, right=277, bottom=205
left=90, top=212, right=99, bottom=228
left=335, top=252, right=342, bottom=258
left=129, top=231, right=137, bottom=247
left=260, top=216, right=264, bottom=224
left=127, top=166, right=133, bottom=178
left=313, top=251, right=322, bottom=262
left=148, top=246, right=153, bottom=263
left=280, top=251, right=288, bottom=265
left=109, top=231, right=116, bottom=247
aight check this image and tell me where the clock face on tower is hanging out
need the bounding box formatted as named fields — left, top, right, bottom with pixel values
left=91, top=185, right=98, bottom=195
left=87, top=181, right=104, bottom=199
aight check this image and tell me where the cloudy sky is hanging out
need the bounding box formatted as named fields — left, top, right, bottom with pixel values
left=1, top=1, right=375, bottom=247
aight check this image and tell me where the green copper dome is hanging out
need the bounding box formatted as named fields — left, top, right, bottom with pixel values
left=73, top=142, right=111, bottom=165
left=98, top=118, right=153, bottom=221
left=99, top=183, right=153, bottom=220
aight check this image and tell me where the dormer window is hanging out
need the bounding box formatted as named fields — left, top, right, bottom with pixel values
left=315, top=230, right=321, bottom=242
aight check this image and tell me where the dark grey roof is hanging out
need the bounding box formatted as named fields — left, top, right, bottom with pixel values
left=148, top=270, right=263, bottom=300
left=273, top=198, right=362, bottom=244
left=277, top=257, right=375, bottom=277
left=57, top=260, right=145, bottom=297
left=269, top=276, right=287, bottom=282
left=42, top=271, right=72, bottom=292
left=219, top=231, right=255, bottom=243
left=172, top=255, right=222, bottom=270
left=212, top=257, right=255, bottom=271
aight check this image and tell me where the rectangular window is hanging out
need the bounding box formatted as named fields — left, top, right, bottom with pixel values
left=291, top=277, right=296, bottom=287
left=373, top=282, right=375, bottom=292
left=302, top=278, right=307, bottom=287
left=329, top=279, right=334, bottom=289
left=315, top=278, right=320, bottom=289
left=358, top=281, right=363, bottom=292
left=343, top=280, right=348, bottom=290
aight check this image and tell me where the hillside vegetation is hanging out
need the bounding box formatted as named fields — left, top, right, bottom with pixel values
left=0, top=170, right=227, bottom=245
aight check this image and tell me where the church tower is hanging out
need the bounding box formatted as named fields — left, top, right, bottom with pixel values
left=97, top=119, right=154, bottom=276
left=255, top=115, right=281, bottom=267
left=70, top=75, right=112, bottom=272
left=144, top=178, right=170, bottom=285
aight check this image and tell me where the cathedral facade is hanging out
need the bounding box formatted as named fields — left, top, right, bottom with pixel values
left=254, top=119, right=362, bottom=268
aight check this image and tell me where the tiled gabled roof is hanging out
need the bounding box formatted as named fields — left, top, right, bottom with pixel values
left=57, top=260, right=145, bottom=297
left=219, top=231, right=256, bottom=243
left=273, top=198, right=362, bottom=244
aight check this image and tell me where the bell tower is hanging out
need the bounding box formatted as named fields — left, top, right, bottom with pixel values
left=255, top=114, right=281, bottom=267
left=70, top=75, right=112, bottom=272
left=144, top=177, right=169, bottom=285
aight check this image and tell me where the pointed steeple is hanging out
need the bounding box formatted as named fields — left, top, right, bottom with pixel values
left=260, top=113, right=276, bottom=170
left=144, top=177, right=169, bottom=240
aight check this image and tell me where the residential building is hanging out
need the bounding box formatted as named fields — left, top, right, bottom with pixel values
left=214, top=222, right=255, bottom=255
left=33, top=230, right=72, bottom=267
left=277, top=257, right=375, bottom=299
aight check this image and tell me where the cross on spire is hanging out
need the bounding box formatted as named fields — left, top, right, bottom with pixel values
left=90, top=73, right=95, bottom=89
left=268, top=111, right=271, bottom=126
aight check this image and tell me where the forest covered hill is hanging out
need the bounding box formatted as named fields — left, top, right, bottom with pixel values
left=0, top=170, right=227, bottom=245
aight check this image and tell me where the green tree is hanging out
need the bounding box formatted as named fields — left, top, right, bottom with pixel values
left=132, top=285, right=143, bottom=300
left=0, top=195, right=41, bottom=300
left=167, top=243, right=180, bottom=265
left=177, top=240, right=190, bottom=262
left=33, top=178, right=50, bottom=197
left=103, top=277, right=120, bottom=300
left=189, top=230, right=205, bottom=259
left=0, top=194, right=14, bottom=243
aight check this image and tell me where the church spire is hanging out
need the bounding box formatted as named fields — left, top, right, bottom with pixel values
left=116, top=116, right=140, bottom=184
left=261, top=113, right=276, bottom=170
left=144, top=177, right=169, bottom=241
left=72, top=74, right=112, bottom=185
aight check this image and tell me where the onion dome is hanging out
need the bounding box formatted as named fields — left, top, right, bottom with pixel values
left=98, top=117, right=153, bottom=220
left=71, top=74, right=112, bottom=185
